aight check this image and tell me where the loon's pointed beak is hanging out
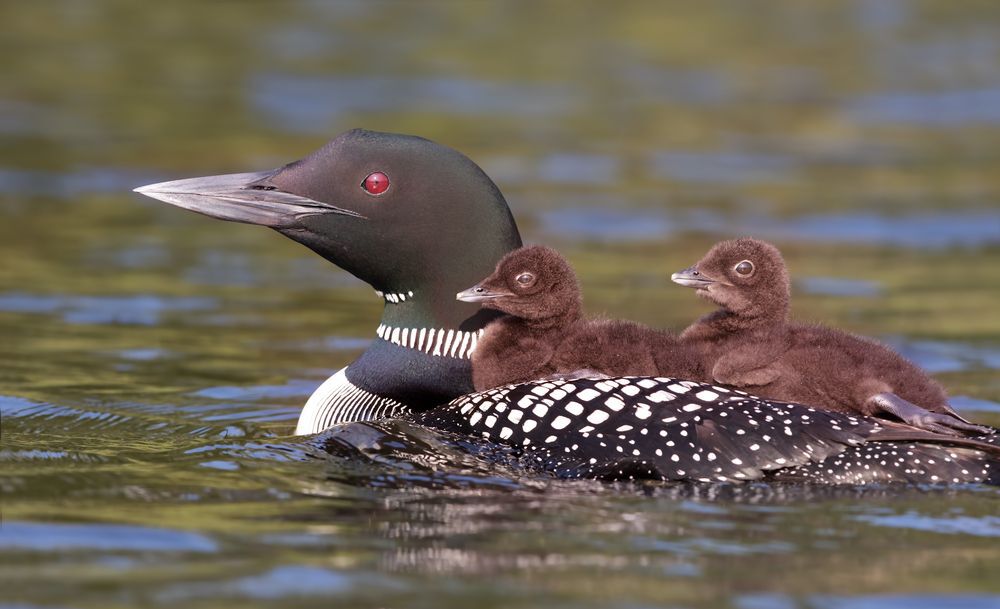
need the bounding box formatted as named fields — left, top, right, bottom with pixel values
left=456, top=285, right=510, bottom=303
left=671, top=267, right=717, bottom=289
left=134, top=171, right=365, bottom=229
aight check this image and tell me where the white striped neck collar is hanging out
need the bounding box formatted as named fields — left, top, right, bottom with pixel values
left=374, top=289, right=414, bottom=304
left=376, top=323, right=483, bottom=360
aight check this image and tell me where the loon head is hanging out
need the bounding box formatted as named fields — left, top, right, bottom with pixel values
left=671, top=237, right=790, bottom=318
left=457, top=245, right=582, bottom=326
left=136, top=130, right=524, bottom=418
left=135, top=129, right=522, bottom=329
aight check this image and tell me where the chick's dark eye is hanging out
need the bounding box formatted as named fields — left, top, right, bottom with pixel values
left=361, top=172, right=390, bottom=195
left=735, top=260, right=754, bottom=276
left=515, top=272, right=535, bottom=286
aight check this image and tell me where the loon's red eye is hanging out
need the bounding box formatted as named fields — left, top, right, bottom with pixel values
left=361, top=172, right=390, bottom=195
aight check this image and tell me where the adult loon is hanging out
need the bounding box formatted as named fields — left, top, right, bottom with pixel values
left=135, top=129, right=999, bottom=485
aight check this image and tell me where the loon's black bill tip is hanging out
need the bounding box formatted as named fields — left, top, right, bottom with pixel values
left=133, top=170, right=364, bottom=228
left=671, top=269, right=716, bottom=289
left=456, top=286, right=507, bottom=303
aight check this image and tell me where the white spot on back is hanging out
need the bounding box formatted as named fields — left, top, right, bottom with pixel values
left=551, top=416, right=571, bottom=430
left=587, top=410, right=610, bottom=424
left=648, top=390, right=675, bottom=403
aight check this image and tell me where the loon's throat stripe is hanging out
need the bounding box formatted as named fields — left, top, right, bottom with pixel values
left=374, top=290, right=414, bottom=303
left=376, top=324, right=483, bottom=359
left=295, top=367, right=409, bottom=435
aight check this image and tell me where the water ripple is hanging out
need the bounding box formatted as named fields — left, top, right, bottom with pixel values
left=0, top=522, right=218, bottom=553
left=192, top=379, right=320, bottom=401
left=0, top=293, right=216, bottom=326
left=813, top=595, right=1000, bottom=609
left=540, top=207, right=1000, bottom=248
left=739, top=594, right=1000, bottom=609
left=650, top=150, right=796, bottom=184
left=250, top=74, right=576, bottom=132
left=797, top=277, right=884, bottom=297
left=0, top=167, right=160, bottom=198
left=856, top=512, right=1000, bottom=537
left=884, top=338, right=1000, bottom=374
left=848, top=87, right=1000, bottom=126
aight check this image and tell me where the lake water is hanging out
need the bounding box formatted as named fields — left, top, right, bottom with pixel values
left=1, top=1, right=999, bottom=608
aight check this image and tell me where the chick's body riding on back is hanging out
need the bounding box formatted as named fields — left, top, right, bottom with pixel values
left=672, top=238, right=986, bottom=436
left=459, top=246, right=702, bottom=390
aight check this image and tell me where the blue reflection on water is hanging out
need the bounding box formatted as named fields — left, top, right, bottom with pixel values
left=650, top=151, right=795, bottom=184
left=952, top=396, right=1000, bottom=414
left=736, top=593, right=798, bottom=609
left=885, top=338, right=1000, bottom=374
left=0, top=522, right=218, bottom=553
left=158, top=565, right=363, bottom=603
left=0, top=167, right=159, bottom=198
left=539, top=153, right=619, bottom=185
left=738, top=594, right=1000, bottom=609
left=814, top=597, right=1000, bottom=609
left=116, top=348, right=171, bottom=361
left=797, top=277, right=884, bottom=297
left=0, top=293, right=216, bottom=325
left=540, top=207, right=1000, bottom=248
left=848, top=87, right=1000, bottom=126
left=250, top=74, right=576, bottom=132
left=539, top=206, right=673, bottom=240
left=227, top=565, right=353, bottom=598
left=856, top=512, right=1000, bottom=537
left=193, top=379, right=320, bottom=401
left=855, top=0, right=910, bottom=33
left=718, top=211, right=1000, bottom=248
left=0, top=395, right=46, bottom=416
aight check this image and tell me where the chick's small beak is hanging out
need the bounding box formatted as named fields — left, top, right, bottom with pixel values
left=671, top=267, right=716, bottom=289
left=456, top=284, right=509, bottom=303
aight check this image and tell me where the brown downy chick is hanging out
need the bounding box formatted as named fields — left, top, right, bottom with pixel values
left=457, top=245, right=583, bottom=391
left=672, top=238, right=987, bottom=436
left=459, top=246, right=700, bottom=391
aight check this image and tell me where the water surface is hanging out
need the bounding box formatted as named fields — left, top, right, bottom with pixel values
left=1, top=1, right=999, bottom=608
